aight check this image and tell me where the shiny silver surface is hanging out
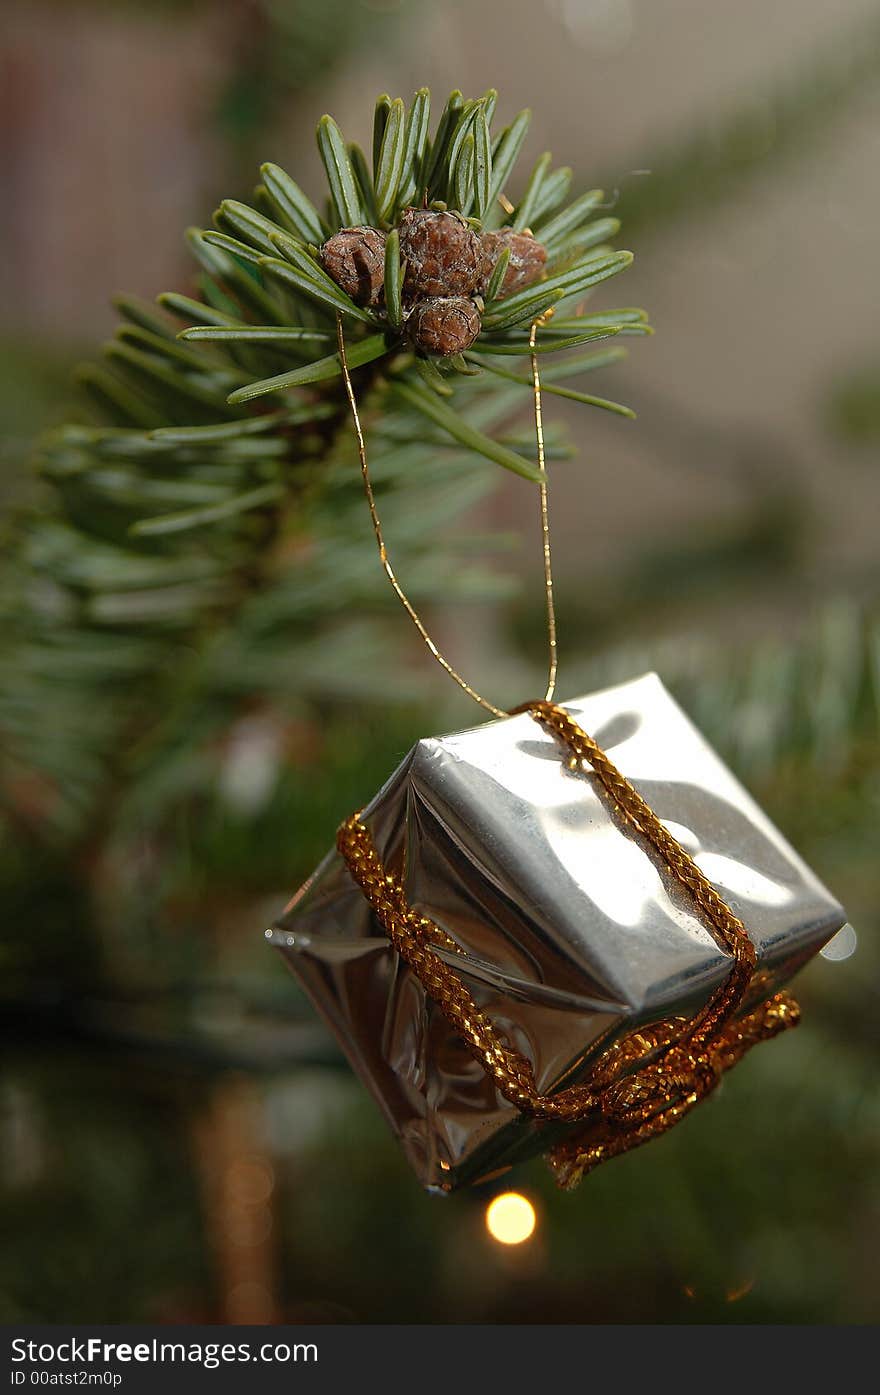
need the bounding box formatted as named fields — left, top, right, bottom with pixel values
left=269, top=673, right=845, bottom=1190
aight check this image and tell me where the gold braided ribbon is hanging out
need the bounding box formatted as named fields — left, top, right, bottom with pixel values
left=337, top=699, right=799, bottom=1187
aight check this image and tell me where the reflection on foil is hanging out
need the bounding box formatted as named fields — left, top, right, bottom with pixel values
left=270, top=673, right=846, bottom=1190
left=820, top=922, right=857, bottom=962
left=695, top=852, right=796, bottom=907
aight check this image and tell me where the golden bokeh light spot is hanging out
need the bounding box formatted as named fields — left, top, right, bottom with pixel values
left=485, top=1191, right=537, bottom=1246
left=726, top=1277, right=755, bottom=1303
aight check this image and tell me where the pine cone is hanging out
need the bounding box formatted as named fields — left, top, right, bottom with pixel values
left=398, top=209, right=481, bottom=300
left=479, top=229, right=547, bottom=300
left=321, top=227, right=387, bottom=307
left=408, top=297, right=482, bottom=356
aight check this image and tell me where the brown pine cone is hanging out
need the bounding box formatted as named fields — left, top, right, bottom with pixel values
left=479, top=229, right=547, bottom=300
left=321, top=227, right=386, bottom=307
left=408, top=297, right=482, bottom=357
left=398, top=208, right=481, bottom=300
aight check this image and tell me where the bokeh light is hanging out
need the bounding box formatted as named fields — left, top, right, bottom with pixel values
left=485, top=1192, right=537, bottom=1246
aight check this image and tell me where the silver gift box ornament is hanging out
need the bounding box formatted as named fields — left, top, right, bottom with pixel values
left=269, top=673, right=845, bottom=1190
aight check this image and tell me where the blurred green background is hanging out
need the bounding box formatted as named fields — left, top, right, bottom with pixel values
left=2, top=0, right=879, bottom=1325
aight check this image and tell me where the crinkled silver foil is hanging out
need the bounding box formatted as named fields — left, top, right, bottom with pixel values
left=269, top=673, right=845, bottom=1190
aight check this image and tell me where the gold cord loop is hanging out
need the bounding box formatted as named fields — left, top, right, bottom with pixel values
left=335, top=313, right=557, bottom=718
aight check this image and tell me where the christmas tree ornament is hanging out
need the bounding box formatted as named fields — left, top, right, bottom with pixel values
left=271, top=675, right=843, bottom=1191
left=262, top=90, right=846, bottom=1192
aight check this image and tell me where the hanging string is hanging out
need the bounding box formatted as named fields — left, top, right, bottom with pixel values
left=529, top=317, right=557, bottom=705
left=335, top=312, right=557, bottom=719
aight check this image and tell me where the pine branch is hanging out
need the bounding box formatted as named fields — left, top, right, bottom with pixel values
left=608, top=8, right=880, bottom=239
left=0, top=88, right=648, bottom=841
